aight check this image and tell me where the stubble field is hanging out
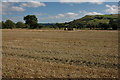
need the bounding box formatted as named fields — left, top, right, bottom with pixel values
left=2, top=29, right=119, bottom=78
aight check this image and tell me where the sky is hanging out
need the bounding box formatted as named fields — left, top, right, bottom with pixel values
left=1, top=1, right=119, bottom=23
left=1, top=0, right=120, bottom=2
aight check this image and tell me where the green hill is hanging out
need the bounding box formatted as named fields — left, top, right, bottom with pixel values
left=66, top=14, right=118, bottom=30
left=69, top=14, right=117, bottom=25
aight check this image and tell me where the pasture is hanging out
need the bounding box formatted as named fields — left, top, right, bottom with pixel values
left=2, top=29, right=118, bottom=78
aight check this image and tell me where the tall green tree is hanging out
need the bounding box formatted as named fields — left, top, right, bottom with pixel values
left=24, top=15, right=38, bottom=29
left=5, top=20, right=16, bottom=29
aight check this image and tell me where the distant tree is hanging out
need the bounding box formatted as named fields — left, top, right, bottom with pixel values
left=33, top=23, right=42, bottom=29
left=24, top=15, right=38, bottom=29
left=109, top=19, right=118, bottom=30
left=16, top=22, right=26, bottom=28
left=1, top=21, right=6, bottom=29
left=0, top=22, right=2, bottom=29
left=103, top=23, right=110, bottom=30
left=111, top=23, right=118, bottom=30
left=55, top=23, right=65, bottom=29
left=99, top=23, right=109, bottom=30
left=5, top=20, right=16, bottom=29
left=77, top=23, right=84, bottom=29
left=1, top=21, right=5, bottom=29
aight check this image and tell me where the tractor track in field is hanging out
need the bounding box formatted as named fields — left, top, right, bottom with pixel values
left=2, top=46, right=119, bottom=58
left=2, top=46, right=119, bottom=69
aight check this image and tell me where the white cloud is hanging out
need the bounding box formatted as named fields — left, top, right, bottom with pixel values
left=2, top=2, right=25, bottom=15
left=20, top=1, right=46, bottom=7
left=105, top=5, right=118, bottom=14
left=43, top=11, right=103, bottom=23
left=50, top=12, right=78, bottom=19
left=2, top=0, right=119, bottom=2
left=32, top=12, right=46, bottom=17
left=60, top=0, right=106, bottom=2
left=60, top=0, right=108, bottom=4
left=66, top=12, right=78, bottom=16
left=79, top=10, right=103, bottom=16
left=47, top=11, right=103, bottom=21
left=10, top=6, right=25, bottom=11
left=2, top=2, right=46, bottom=15
left=57, top=14, right=65, bottom=18
left=2, top=0, right=34, bottom=2
left=85, top=12, right=103, bottom=15
left=2, top=3, right=23, bottom=11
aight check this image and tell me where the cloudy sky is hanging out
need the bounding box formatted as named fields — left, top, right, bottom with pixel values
left=1, top=0, right=119, bottom=23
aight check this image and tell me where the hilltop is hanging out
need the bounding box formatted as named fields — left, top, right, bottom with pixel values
left=66, top=14, right=118, bottom=29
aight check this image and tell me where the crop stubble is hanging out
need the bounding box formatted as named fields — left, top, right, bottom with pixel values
left=2, top=29, right=119, bottom=78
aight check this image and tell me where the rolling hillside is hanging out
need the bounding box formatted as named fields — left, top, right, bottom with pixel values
left=66, top=14, right=118, bottom=29
left=69, top=14, right=118, bottom=24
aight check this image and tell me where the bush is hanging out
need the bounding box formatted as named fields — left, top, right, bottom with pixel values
left=16, top=22, right=26, bottom=28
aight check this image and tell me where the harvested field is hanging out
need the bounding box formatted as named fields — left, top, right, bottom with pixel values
left=2, top=29, right=119, bottom=78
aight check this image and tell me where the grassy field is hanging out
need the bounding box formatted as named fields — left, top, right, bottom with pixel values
left=2, top=29, right=118, bottom=78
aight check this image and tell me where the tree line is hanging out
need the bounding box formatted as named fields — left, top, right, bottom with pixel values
left=0, top=15, right=118, bottom=30
left=1, top=15, right=42, bottom=29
